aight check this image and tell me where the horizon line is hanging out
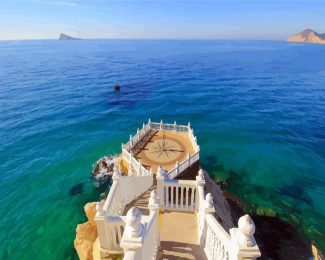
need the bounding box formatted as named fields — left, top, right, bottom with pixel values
left=0, top=37, right=287, bottom=42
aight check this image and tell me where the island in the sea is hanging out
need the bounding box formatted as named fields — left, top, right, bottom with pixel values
left=287, top=29, right=325, bottom=44
left=58, top=33, right=81, bottom=40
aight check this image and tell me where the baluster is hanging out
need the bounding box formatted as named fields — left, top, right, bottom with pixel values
left=117, top=224, right=122, bottom=244
left=181, top=187, right=184, bottom=208
left=166, top=186, right=170, bottom=208
left=185, top=187, right=189, bottom=209
left=191, top=187, right=196, bottom=210
left=171, top=186, right=174, bottom=208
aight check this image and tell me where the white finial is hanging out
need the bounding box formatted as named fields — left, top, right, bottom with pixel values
left=197, top=169, right=205, bottom=180
left=96, top=201, right=105, bottom=216
left=205, top=193, right=214, bottom=208
left=125, top=207, right=143, bottom=238
left=148, top=118, right=151, bottom=124
left=137, top=128, right=139, bottom=134
left=149, top=189, right=159, bottom=205
left=113, top=164, right=120, bottom=177
left=188, top=122, right=191, bottom=128
left=237, top=215, right=256, bottom=247
left=142, top=123, right=145, bottom=128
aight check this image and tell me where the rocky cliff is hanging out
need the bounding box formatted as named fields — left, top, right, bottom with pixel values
left=287, top=29, right=325, bottom=44
left=74, top=202, right=98, bottom=260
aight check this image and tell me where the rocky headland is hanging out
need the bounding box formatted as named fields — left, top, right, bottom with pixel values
left=59, top=33, right=81, bottom=40
left=287, top=29, right=325, bottom=44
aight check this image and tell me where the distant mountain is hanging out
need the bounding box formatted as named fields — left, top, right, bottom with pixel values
left=287, top=29, right=325, bottom=44
left=58, top=33, right=81, bottom=40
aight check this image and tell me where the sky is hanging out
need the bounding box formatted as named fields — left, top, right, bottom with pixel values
left=0, top=0, right=324, bottom=40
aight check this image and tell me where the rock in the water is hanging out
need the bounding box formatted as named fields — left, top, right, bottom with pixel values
left=92, top=155, right=118, bottom=187
left=59, top=33, right=81, bottom=40
left=74, top=202, right=98, bottom=260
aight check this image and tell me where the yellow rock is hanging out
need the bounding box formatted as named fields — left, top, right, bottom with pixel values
left=74, top=202, right=98, bottom=260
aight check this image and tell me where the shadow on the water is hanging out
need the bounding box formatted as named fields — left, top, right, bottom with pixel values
left=201, top=154, right=315, bottom=259
left=106, top=82, right=154, bottom=108
left=69, top=182, right=84, bottom=196
left=252, top=215, right=312, bottom=260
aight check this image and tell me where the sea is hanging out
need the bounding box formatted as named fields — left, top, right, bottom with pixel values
left=0, top=40, right=324, bottom=259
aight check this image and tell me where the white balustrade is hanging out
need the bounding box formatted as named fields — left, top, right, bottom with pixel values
left=195, top=169, right=261, bottom=260
left=121, top=190, right=160, bottom=260
left=167, top=150, right=200, bottom=179
left=158, top=178, right=198, bottom=211
left=95, top=165, right=153, bottom=255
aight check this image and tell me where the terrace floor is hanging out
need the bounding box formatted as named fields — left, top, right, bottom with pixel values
left=131, top=129, right=195, bottom=173
left=158, top=211, right=207, bottom=260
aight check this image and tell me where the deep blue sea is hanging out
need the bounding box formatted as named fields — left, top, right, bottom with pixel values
left=0, top=40, right=324, bottom=259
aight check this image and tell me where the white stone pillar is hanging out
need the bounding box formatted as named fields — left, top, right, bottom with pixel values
left=156, top=166, right=165, bottom=208
left=138, top=160, right=142, bottom=176
left=130, top=134, right=133, bottom=148
left=160, top=119, right=163, bottom=130
left=148, top=190, right=160, bottom=247
left=199, top=193, right=215, bottom=247
left=175, top=160, right=179, bottom=176
left=229, top=215, right=261, bottom=260
left=120, top=207, right=144, bottom=260
left=94, top=199, right=110, bottom=255
left=113, top=164, right=121, bottom=181
left=196, top=169, right=205, bottom=205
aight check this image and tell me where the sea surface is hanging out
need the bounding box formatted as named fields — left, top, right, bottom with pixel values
left=0, top=40, right=324, bottom=259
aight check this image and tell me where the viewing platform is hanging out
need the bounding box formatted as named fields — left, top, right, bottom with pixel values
left=94, top=120, right=261, bottom=260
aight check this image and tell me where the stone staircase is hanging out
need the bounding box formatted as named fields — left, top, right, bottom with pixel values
left=122, top=177, right=157, bottom=216
left=122, top=176, right=207, bottom=260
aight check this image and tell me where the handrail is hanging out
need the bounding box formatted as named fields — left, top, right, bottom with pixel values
left=167, top=150, right=200, bottom=179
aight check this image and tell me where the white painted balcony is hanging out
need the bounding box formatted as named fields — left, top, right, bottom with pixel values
left=94, top=121, right=261, bottom=259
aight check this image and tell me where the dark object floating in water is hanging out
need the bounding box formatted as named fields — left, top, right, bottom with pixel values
left=114, top=84, right=121, bottom=92
left=69, top=183, right=84, bottom=196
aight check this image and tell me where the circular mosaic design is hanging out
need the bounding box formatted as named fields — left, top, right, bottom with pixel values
left=141, top=136, right=186, bottom=165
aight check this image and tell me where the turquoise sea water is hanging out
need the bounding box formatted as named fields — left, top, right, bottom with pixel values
left=0, top=40, right=324, bottom=259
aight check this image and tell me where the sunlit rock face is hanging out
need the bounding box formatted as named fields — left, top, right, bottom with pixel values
left=74, top=202, right=98, bottom=260
left=288, top=29, right=325, bottom=44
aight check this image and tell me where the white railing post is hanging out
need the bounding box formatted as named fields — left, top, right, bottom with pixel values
left=188, top=122, right=191, bottom=130
left=173, top=121, right=177, bottom=131
left=129, top=134, right=133, bottom=149
left=229, top=215, right=261, bottom=260
left=156, top=166, right=166, bottom=208
left=160, top=119, right=163, bottom=130
left=196, top=169, right=205, bottom=207
left=148, top=189, right=160, bottom=248
left=113, top=164, right=121, bottom=181
left=121, top=207, right=144, bottom=260
left=175, top=161, right=179, bottom=176
left=138, top=160, right=142, bottom=176
left=94, top=199, right=110, bottom=256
